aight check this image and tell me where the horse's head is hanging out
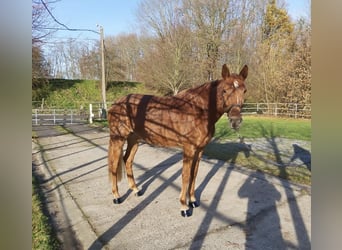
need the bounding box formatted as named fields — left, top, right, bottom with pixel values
left=219, top=64, right=248, bottom=130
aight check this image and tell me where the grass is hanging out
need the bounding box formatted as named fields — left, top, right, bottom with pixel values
left=214, top=115, right=311, bottom=141
left=33, top=79, right=154, bottom=109
left=204, top=115, right=311, bottom=185
left=32, top=174, right=60, bottom=249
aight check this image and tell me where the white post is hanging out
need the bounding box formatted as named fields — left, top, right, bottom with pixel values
left=70, top=110, right=73, bottom=124
left=89, top=104, right=94, bottom=124
left=53, top=109, right=56, bottom=124
left=257, top=103, right=259, bottom=114
left=35, top=109, right=38, bottom=125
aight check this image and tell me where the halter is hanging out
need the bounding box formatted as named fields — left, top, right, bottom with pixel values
left=226, top=104, right=242, bottom=116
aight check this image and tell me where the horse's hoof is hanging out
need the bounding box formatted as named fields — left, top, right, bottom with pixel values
left=181, top=209, right=192, bottom=217
left=189, top=201, right=199, bottom=208
left=113, top=198, right=121, bottom=204
left=134, top=190, right=143, bottom=197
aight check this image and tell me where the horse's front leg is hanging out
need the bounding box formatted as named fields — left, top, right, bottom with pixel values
left=188, top=150, right=203, bottom=208
left=179, top=146, right=198, bottom=217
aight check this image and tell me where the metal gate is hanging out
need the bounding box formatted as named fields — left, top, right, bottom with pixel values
left=32, top=109, right=88, bottom=125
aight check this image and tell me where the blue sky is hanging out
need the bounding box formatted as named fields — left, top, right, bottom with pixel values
left=47, top=0, right=310, bottom=43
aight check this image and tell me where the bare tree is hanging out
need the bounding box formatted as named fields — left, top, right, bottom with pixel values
left=182, top=0, right=233, bottom=80
left=137, top=0, right=193, bottom=95
left=79, top=43, right=101, bottom=80
left=109, top=34, right=141, bottom=81
left=136, top=0, right=262, bottom=94
left=32, top=0, right=58, bottom=45
left=32, top=0, right=58, bottom=101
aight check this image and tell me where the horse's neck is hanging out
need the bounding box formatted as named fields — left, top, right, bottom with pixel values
left=180, top=81, right=224, bottom=123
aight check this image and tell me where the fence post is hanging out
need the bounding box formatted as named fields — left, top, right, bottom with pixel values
left=295, top=103, right=298, bottom=119
left=256, top=103, right=259, bottom=114
left=35, top=109, right=38, bottom=125
left=63, top=109, right=67, bottom=125
left=53, top=109, right=56, bottom=124
left=89, top=104, right=93, bottom=124
left=70, top=109, right=73, bottom=124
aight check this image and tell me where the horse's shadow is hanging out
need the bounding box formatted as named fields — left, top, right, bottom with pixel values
left=118, top=139, right=253, bottom=204
left=195, top=139, right=252, bottom=202
left=290, top=144, right=311, bottom=171
left=88, top=152, right=183, bottom=249
left=203, top=139, right=251, bottom=163
left=118, top=150, right=183, bottom=203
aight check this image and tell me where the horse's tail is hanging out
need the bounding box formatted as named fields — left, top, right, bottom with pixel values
left=108, top=139, right=126, bottom=183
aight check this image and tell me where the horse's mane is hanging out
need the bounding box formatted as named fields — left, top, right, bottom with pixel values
left=175, top=80, right=218, bottom=98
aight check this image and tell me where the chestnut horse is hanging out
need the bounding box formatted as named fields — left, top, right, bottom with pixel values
left=107, top=64, right=248, bottom=217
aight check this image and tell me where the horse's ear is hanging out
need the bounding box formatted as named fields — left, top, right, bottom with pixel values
left=239, top=65, right=248, bottom=80
left=222, top=64, right=230, bottom=79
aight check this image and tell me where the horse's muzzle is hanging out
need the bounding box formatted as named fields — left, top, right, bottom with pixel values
left=227, top=105, right=243, bottom=130
left=229, top=116, right=243, bottom=130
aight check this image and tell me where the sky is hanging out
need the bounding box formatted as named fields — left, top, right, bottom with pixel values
left=45, top=0, right=310, bottom=45
left=47, top=1, right=141, bottom=43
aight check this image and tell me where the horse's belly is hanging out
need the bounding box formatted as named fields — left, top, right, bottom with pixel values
left=137, top=112, right=207, bottom=147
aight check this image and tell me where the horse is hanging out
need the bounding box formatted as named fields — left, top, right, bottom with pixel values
left=107, top=64, right=248, bottom=217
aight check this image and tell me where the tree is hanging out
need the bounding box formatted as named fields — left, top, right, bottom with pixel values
left=32, top=0, right=57, bottom=45
left=252, top=0, right=294, bottom=103
left=110, top=34, right=141, bottom=81
left=32, top=0, right=57, bottom=101
left=32, top=45, right=51, bottom=102
left=182, top=0, right=232, bottom=81
left=262, top=0, right=293, bottom=43
left=137, top=0, right=193, bottom=95
left=79, top=43, right=101, bottom=80
left=286, top=18, right=311, bottom=105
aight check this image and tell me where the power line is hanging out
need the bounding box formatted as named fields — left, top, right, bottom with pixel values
left=40, top=0, right=99, bottom=34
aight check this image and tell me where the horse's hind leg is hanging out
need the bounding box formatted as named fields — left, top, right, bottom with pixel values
left=123, top=133, right=141, bottom=196
left=108, top=137, right=125, bottom=204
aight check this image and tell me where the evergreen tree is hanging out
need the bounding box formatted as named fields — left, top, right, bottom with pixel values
left=262, top=0, right=294, bottom=44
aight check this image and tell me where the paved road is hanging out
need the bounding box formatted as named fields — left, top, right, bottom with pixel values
left=32, top=124, right=311, bottom=250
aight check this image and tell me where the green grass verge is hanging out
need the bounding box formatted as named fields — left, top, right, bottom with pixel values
left=32, top=175, right=60, bottom=249
left=214, top=115, right=311, bottom=141
left=205, top=116, right=311, bottom=185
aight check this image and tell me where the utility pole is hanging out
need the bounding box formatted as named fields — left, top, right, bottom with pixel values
left=98, top=25, right=107, bottom=118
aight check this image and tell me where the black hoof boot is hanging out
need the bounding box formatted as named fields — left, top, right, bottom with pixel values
left=181, top=209, right=192, bottom=217
left=189, top=201, right=200, bottom=208
left=135, top=190, right=143, bottom=197
left=113, top=198, right=121, bottom=204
